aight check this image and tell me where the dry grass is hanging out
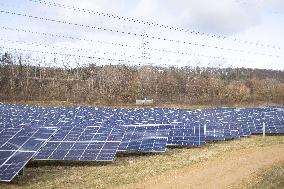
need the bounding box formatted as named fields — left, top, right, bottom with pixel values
left=249, top=162, right=284, bottom=189
left=1, top=100, right=211, bottom=110
left=1, top=100, right=281, bottom=110
left=0, top=135, right=283, bottom=189
left=236, top=160, right=284, bottom=189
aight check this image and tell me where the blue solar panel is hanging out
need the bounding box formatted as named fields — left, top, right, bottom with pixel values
left=204, top=123, right=225, bottom=141
left=0, top=103, right=283, bottom=182
left=163, top=109, right=206, bottom=146
left=0, top=151, right=35, bottom=182
left=0, top=127, right=57, bottom=182
left=166, top=123, right=206, bottom=145
left=200, top=108, right=226, bottom=141
left=118, top=124, right=170, bottom=152
left=35, top=125, right=125, bottom=161
left=36, top=141, right=121, bottom=161
left=112, top=108, right=205, bottom=147
left=0, top=127, right=57, bottom=151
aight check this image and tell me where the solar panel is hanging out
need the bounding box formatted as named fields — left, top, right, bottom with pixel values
left=200, top=107, right=260, bottom=140
left=35, top=125, right=126, bottom=161
left=161, top=122, right=205, bottom=146
left=0, top=127, right=57, bottom=182
left=118, top=124, right=170, bottom=152
left=204, top=123, right=225, bottom=141
left=0, top=151, right=35, bottom=182
left=0, top=104, right=126, bottom=161
left=35, top=141, right=121, bottom=161
left=199, top=108, right=226, bottom=141
left=262, top=107, right=284, bottom=134
left=114, top=108, right=206, bottom=147
left=101, top=109, right=170, bottom=153
left=1, top=103, right=283, bottom=182
left=153, top=109, right=205, bottom=146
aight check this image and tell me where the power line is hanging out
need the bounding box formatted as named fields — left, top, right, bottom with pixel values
left=27, top=0, right=281, bottom=50
left=0, top=26, right=139, bottom=49
left=1, top=37, right=256, bottom=66
left=1, top=44, right=257, bottom=69
left=0, top=10, right=280, bottom=58
left=0, top=10, right=279, bottom=58
left=0, top=38, right=142, bottom=60
left=0, top=46, right=134, bottom=64
left=1, top=26, right=274, bottom=63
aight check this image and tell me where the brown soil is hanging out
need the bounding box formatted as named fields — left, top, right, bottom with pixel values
left=116, top=144, right=284, bottom=189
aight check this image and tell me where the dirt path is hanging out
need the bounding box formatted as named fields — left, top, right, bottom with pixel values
left=117, top=144, right=284, bottom=189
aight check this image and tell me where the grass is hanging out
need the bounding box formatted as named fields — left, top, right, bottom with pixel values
left=1, top=100, right=281, bottom=110
left=249, top=162, right=284, bottom=189
left=0, top=135, right=283, bottom=189
left=0, top=100, right=214, bottom=109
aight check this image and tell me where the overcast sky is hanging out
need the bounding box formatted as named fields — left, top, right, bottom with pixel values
left=0, top=0, right=283, bottom=70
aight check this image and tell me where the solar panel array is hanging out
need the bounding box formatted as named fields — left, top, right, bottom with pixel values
left=35, top=126, right=125, bottom=161
left=0, top=127, right=57, bottom=182
left=118, top=125, right=170, bottom=152
left=0, top=103, right=283, bottom=182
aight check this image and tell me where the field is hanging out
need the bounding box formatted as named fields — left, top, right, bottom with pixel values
left=1, top=1, right=283, bottom=188
left=1, top=135, right=283, bottom=189
left=250, top=162, right=284, bottom=189
left=2, top=100, right=281, bottom=110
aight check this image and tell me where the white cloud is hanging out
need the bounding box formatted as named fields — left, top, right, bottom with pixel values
left=0, top=0, right=283, bottom=70
left=130, top=0, right=264, bottom=35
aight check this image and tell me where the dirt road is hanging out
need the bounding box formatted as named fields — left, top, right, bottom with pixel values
left=117, top=144, right=284, bottom=189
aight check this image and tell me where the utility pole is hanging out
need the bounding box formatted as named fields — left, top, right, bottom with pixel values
left=138, top=30, right=150, bottom=99
left=155, top=69, right=163, bottom=100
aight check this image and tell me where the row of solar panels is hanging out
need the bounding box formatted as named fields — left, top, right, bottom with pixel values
left=0, top=104, right=283, bottom=181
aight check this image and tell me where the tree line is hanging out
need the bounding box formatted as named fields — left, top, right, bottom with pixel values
left=1, top=52, right=284, bottom=105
